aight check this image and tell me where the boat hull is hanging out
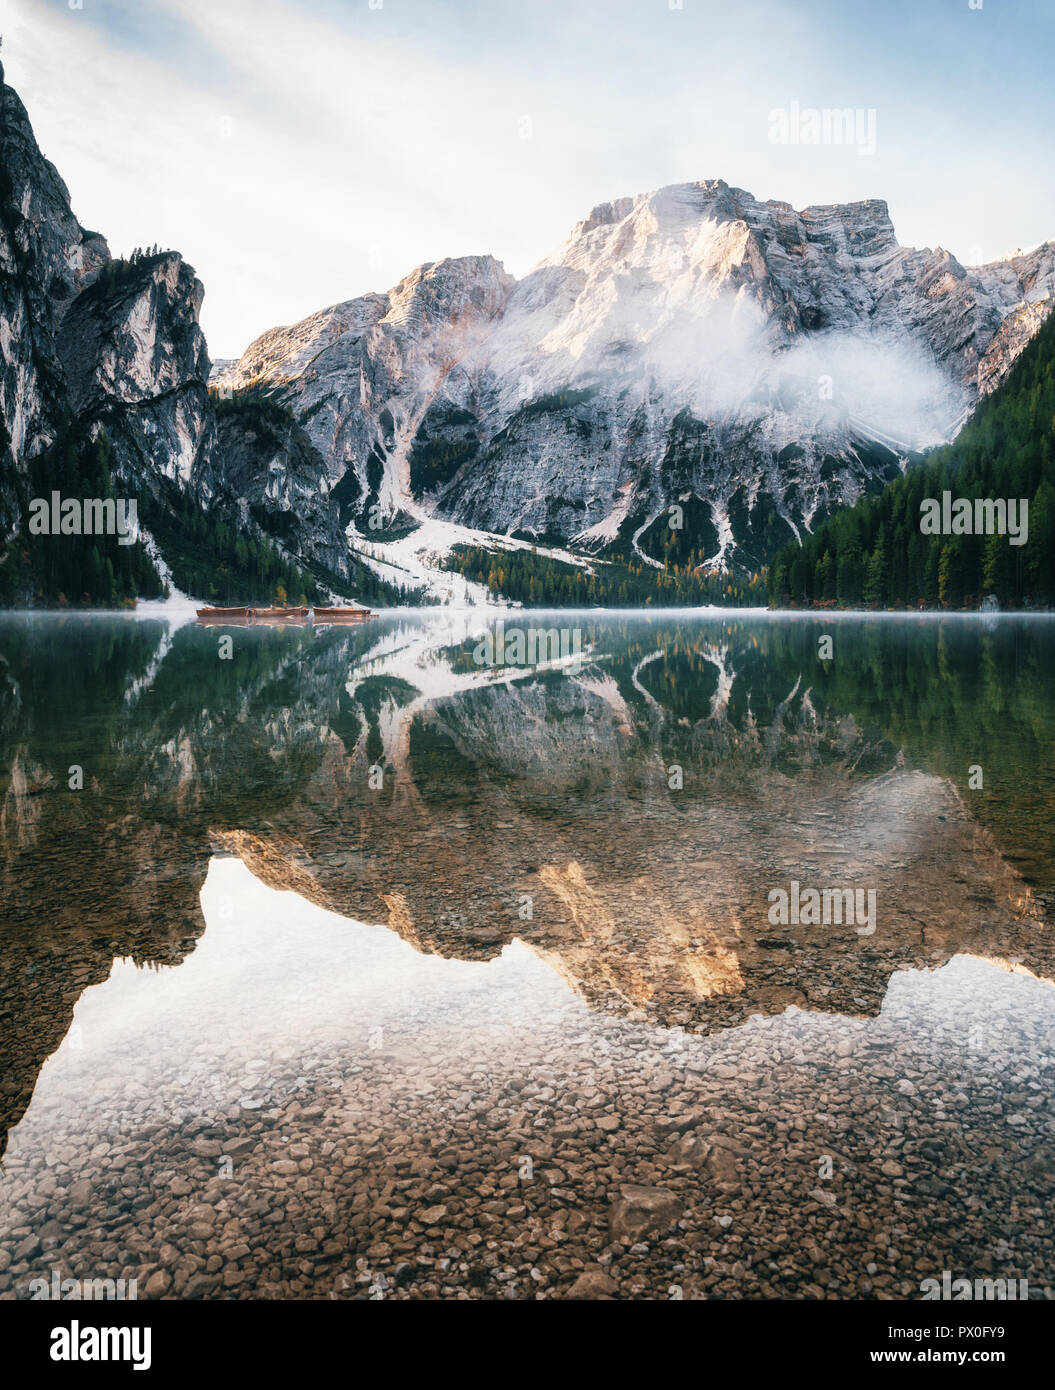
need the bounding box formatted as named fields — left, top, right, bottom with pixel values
left=194, top=605, right=373, bottom=626
left=312, top=608, right=375, bottom=621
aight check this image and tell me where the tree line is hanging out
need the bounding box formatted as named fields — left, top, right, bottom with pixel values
left=767, top=310, right=1055, bottom=608
left=443, top=543, right=765, bottom=607
left=0, top=427, right=163, bottom=607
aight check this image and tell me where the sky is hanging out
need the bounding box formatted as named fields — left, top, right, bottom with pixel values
left=3, top=0, right=1054, bottom=359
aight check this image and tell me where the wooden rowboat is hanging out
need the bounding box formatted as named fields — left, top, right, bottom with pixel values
left=250, top=606, right=309, bottom=619
left=196, top=604, right=370, bottom=626
left=312, top=606, right=375, bottom=622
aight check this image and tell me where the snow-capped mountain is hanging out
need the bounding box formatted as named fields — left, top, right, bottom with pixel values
left=216, top=180, right=1055, bottom=572
left=3, top=55, right=1053, bottom=597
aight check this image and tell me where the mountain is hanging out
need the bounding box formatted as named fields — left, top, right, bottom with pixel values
left=216, top=181, right=1055, bottom=576
left=0, top=63, right=211, bottom=592
left=3, top=60, right=1054, bottom=606
left=768, top=308, right=1055, bottom=608
left=0, top=62, right=362, bottom=607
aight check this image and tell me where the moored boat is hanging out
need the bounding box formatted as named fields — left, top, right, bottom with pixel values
left=312, top=606, right=375, bottom=622
left=250, top=605, right=310, bottom=619
left=196, top=606, right=250, bottom=619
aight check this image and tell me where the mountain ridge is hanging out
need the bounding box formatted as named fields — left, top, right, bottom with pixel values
left=215, top=177, right=1055, bottom=576
left=3, top=58, right=1055, bottom=605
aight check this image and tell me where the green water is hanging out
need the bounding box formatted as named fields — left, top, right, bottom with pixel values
left=1, top=610, right=1053, bottom=1300
left=3, top=609, right=1053, bottom=896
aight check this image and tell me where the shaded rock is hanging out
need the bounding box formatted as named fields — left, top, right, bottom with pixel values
left=609, top=1185, right=682, bottom=1244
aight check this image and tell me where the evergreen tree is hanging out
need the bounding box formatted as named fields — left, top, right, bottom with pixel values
left=767, top=310, right=1055, bottom=609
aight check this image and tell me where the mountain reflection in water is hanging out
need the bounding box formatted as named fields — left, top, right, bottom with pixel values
left=1, top=610, right=1053, bottom=1299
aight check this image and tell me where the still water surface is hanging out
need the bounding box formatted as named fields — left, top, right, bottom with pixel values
left=1, top=610, right=1053, bottom=1299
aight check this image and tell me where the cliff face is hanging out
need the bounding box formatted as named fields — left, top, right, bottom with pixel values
left=0, top=65, right=356, bottom=598
left=216, top=255, right=516, bottom=522
left=0, top=64, right=224, bottom=558
left=56, top=252, right=220, bottom=490
left=213, top=404, right=351, bottom=577
left=0, top=66, right=107, bottom=526
left=217, top=180, right=1055, bottom=571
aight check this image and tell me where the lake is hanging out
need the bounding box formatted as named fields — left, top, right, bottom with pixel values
left=1, top=609, right=1053, bottom=1300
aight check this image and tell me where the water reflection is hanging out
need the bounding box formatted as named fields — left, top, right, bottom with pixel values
left=2, top=856, right=1052, bottom=1300
left=1, top=610, right=1053, bottom=1298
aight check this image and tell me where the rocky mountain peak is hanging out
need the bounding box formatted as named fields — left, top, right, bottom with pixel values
left=206, top=173, right=1055, bottom=575
left=382, top=254, right=514, bottom=328
left=0, top=66, right=219, bottom=541
left=3, top=56, right=1055, bottom=598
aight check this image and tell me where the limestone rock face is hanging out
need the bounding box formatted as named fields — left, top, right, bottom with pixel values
left=214, top=405, right=350, bottom=577
left=214, top=256, right=516, bottom=522
left=56, top=253, right=219, bottom=493
left=0, top=62, right=216, bottom=535
left=0, top=65, right=107, bottom=528
left=217, top=179, right=1055, bottom=570
left=0, top=64, right=354, bottom=589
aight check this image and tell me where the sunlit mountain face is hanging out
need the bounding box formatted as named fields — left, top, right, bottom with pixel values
left=1, top=611, right=1054, bottom=1299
